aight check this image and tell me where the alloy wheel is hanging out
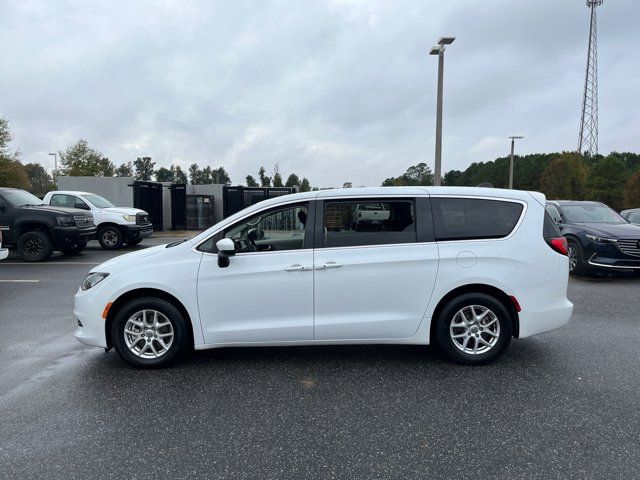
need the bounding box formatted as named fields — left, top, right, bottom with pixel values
left=24, top=237, right=45, bottom=258
left=449, top=305, right=500, bottom=355
left=568, top=246, right=578, bottom=272
left=102, top=230, right=118, bottom=247
left=124, top=309, right=174, bottom=359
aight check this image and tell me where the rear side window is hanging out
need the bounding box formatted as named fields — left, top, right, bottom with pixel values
left=431, top=198, right=524, bottom=241
left=543, top=211, right=561, bottom=239
left=322, top=199, right=416, bottom=248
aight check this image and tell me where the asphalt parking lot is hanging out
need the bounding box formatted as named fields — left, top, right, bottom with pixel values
left=1, top=239, right=639, bottom=479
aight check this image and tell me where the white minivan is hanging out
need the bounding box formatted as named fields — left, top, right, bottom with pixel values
left=74, top=187, right=573, bottom=368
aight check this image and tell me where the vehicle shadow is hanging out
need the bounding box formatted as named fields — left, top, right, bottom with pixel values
left=571, top=269, right=639, bottom=283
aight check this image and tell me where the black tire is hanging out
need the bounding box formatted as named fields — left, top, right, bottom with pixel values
left=435, top=293, right=513, bottom=365
left=126, top=239, right=142, bottom=246
left=17, top=231, right=54, bottom=262
left=111, top=297, right=189, bottom=368
left=61, top=238, right=87, bottom=255
left=98, top=226, right=124, bottom=250
left=568, top=238, right=590, bottom=276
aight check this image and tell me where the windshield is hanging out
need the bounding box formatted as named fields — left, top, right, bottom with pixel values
left=83, top=193, right=115, bottom=208
left=2, top=190, right=43, bottom=207
left=562, top=204, right=626, bottom=224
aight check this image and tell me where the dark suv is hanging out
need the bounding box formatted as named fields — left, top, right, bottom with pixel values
left=545, top=200, right=640, bottom=274
left=0, top=187, right=97, bottom=261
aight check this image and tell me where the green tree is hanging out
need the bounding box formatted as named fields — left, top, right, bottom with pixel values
left=23, top=163, right=54, bottom=195
left=299, top=177, right=311, bottom=192
left=382, top=162, right=433, bottom=186
left=624, top=171, right=640, bottom=208
left=155, top=167, right=173, bottom=182
left=587, top=156, right=627, bottom=209
left=174, top=165, right=188, bottom=184
left=114, top=162, right=133, bottom=177
left=539, top=152, right=589, bottom=200
left=272, top=163, right=283, bottom=187
left=188, top=163, right=201, bottom=185
left=285, top=173, right=300, bottom=188
left=0, top=117, right=29, bottom=189
left=133, top=156, right=155, bottom=181
left=59, top=139, right=115, bottom=177
left=258, top=166, right=271, bottom=187
left=246, top=175, right=259, bottom=187
left=211, top=167, right=231, bottom=185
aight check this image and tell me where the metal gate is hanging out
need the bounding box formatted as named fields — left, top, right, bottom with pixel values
left=133, top=181, right=163, bottom=231
left=186, top=195, right=215, bottom=230
left=222, top=186, right=295, bottom=218
left=170, top=183, right=187, bottom=230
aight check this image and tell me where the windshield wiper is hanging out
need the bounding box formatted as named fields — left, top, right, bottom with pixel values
left=166, top=238, right=191, bottom=248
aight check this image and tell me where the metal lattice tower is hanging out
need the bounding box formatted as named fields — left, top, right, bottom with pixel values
left=578, top=0, right=603, bottom=156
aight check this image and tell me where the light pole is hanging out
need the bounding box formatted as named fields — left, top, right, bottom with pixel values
left=48, top=153, right=58, bottom=188
left=508, top=136, right=524, bottom=189
left=429, top=36, right=455, bottom=186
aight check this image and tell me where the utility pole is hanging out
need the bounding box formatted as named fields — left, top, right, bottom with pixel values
left=429, top=36, right=455, bottom=186
left=508, top=136, right=524, bottom=189
left=48, top=153, right=58, bottom=188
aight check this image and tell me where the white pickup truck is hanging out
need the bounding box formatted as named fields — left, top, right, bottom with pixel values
left=43, top=191, right=153, bottom=250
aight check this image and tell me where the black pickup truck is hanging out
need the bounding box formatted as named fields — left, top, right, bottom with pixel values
left=0, top=187, right=97, bottom=261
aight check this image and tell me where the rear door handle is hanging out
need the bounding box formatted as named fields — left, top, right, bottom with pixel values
left=315, top=262, right=343, bottom=270
left=285, top=264, right=308, bottom=272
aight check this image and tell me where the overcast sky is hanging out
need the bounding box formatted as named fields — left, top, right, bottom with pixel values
left=1, top=0, right=638, bottom=187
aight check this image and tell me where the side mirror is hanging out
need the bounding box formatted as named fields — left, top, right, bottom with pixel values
left=216, top=238, right=236, bottom=268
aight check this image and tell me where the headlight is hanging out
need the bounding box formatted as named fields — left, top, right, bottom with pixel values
left=57, top=216, right=76, bottom=227
left=81, top=272, right=109, bottom=291
left=122, top=215, right=136, bottom=222
left=586, top=234, right=614, bottom=243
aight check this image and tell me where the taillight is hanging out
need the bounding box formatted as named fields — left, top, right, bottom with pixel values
left=547, top=236, right=568, bottom=256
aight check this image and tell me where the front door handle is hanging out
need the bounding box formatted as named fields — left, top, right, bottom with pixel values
left=285, top=264, right=308, bottom=272
left=315, top=262, right=343, bottom=270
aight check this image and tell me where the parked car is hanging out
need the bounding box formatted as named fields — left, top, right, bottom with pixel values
left=620, top=208, right=640, bottom=226
left=43, top=191, right=153, bottom=250
left=0, top=188, right=96, bottom=261
left=0, top=230, right=8, bottom=260
left=545, top=200, right=640, bottom=275
left=75, top=187, right=572, bottom=368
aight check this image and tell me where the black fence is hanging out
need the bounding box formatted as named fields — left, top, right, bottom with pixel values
left=170, top=183, right=186, bottom=230
left=223, top=186, right=295, bottom=218
left=133, top=181, right=163, bottom=231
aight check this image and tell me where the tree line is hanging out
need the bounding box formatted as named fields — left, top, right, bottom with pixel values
left=0, top=118, right=313, bottom=194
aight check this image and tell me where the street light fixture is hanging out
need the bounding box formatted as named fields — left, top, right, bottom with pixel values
left=429, top=36, right=455, bottom=186
left=48, top=153, right=58, bottom=188
left=508, top=136, right=524, bottom=189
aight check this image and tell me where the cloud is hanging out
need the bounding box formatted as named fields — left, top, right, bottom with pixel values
left=1, top=0, right=638, bottom=187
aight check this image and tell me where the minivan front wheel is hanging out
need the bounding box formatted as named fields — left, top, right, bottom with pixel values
left=435, top=293, right=512, bottom=365
left=111, top=297, right=189, bottom=368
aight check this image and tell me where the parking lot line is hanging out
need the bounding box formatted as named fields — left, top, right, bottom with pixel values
left=0, top=262, right=100, bottom=266
left=0, top=279, right=41, bottom=283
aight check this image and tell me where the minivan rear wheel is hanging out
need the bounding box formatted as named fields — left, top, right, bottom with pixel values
left=111, top=297, right=189, bottom=368
left=435, top=293, right=512, bottom=365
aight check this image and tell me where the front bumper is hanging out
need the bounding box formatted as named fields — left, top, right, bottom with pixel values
left=121, top=224, right=154, bottom=242
left=52, top=226, right=97, bottom=248
left=586, top=242, right=640, bottom=270
left=74, top=286, right=109, bottom=348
